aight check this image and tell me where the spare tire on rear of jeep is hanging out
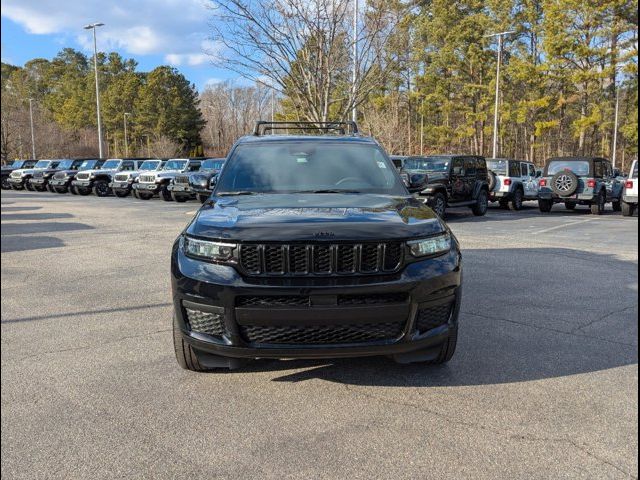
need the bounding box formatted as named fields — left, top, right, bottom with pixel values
left=487, top=170, right=497, bottom=191
left=551, top=170, right=579, bottom=197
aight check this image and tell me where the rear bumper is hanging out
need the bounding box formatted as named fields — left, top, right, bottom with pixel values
left=172, top=241, right=463, bottom=360
left=489, top=191, right=511, bottom=200
left=539, top=190, right=596, bottom=202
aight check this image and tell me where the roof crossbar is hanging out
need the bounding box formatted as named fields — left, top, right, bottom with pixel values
left=253, top=121, right=359, bottom=136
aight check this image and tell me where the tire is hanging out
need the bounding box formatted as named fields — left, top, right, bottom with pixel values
left=12, top=183, right=25, bottom=190
left=550, top=170, right=579, bottom=197
left=173, top=314, right=208, bottom=372
left=33, top=184, right=46, bottom=192
left=46, top=183, right=55, bottom=193
left=25, top=182, right=35, bottom=191
left=114, top=189, right=129, bottom=198
left=471, top=189, right=488, bottom=216
left=612, top=197, right=622, bottom=212
left=564, top=202, right=577, bottom=210
left=54, top=186, right=68, bottom=194
left=161, top=185, right=173, bottom=201
left=76, top=186, right=91, bottom=196
left=590, top=190, right=606, bottom=215
left=508, top=188, right=524, bottom=211
left=69, top=185, right=77, bottom=195
left=197, top=193, right=209, bottom=204
left=137, top=192, right=153, bottom=200
left=171, top=192, right=188, bottom=202
left=621, top=201, right=635, bottom=217
left=1, top=177, right=12, bottom=190
left=429, top=192, right=447, bottom=217
left=538, top=199, right=553, bottom=213
left=429, top=326, right=458, bottom=365
left=92, top=179, right=111, bottom=197
left=487, top=171, right=497, bottom=191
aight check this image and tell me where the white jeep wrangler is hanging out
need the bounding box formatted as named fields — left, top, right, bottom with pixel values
left=487, top=159, right=540, bottom=211
left=622, top=160, right=638, bottom=217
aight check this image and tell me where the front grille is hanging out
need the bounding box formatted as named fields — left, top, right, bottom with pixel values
left=240, top=321, right=404, bottom=345
left=236, top=293, right=409, bottom=308
left=184, top=308, right=225, bottom=337
left=174, top=175, right=190, bottom=184
left=53, top=171, right=67, bottom=179
left=114, top=173, right=130, bottom=182
left=415, top=303, right=453, bottom=332
left=139, top=174, right=156, bottom=183
left=33, top=171, right=44, bottom=178
left=75, top=172, right=90, bottom=181
left=10, top=171, right=22, bottom=178
left=239, top=242, right=404, bottom=276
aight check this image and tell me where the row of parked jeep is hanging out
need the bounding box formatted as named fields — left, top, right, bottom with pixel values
left=1, top=153, right=638, bottom=217
left=392, top=155, right=638, bottom=217
left=1, top=157, right=225, bottom=203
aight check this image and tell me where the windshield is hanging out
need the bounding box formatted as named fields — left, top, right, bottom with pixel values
left=9, top=161, right=25, bottom=168
left=405, top=156, right=450, bottom=173
left=216, top=142, right=405, bottom=195
left=79, top=160, right=99, bottom=170
left=56, top=160, right=74, bottom=170
left=139, top=160, right=161, bottom=171
left=34, top=161, right=50, bottom=168
left=101, top=160, right=121, bottom=170
left=487, top=160, right=508, bottom=175
left=547, top=160, right=590, bottom=176
left=202, top=159, right=225, bottom=170
left=163, top=160, right=188, bottom=170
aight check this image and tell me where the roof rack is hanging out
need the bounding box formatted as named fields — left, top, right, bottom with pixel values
left=253, top=121, right=359, bottom=137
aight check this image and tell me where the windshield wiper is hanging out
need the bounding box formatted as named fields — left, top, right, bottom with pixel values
left=293, top=189, right=361, bottom=194
left=217, top=191, right=258, bottom=196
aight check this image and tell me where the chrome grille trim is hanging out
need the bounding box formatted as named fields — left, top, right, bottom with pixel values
left=138, top=174, right=156, bottom=183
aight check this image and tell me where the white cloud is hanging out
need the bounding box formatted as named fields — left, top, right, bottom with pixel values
left=1, top=0, right=215, bottom=64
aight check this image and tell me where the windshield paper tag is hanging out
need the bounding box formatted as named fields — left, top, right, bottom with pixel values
left=377, top=161, right=387, bottom=169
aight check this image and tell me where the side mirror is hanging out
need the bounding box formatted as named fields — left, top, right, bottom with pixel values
left=408, top=173, right=428, bottom=193
left=209, top=174, right=218, bottom=187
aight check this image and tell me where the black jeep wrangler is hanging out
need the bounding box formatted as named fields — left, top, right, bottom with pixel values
left=538, top=157, right=623, bottom=214
left=411, top=155, right=490, bottom=217
left=2, top=160, right=37, bottom=190
left=171, top=157, right=226, bottom=203
left=171, top=121, right=462, bottom=372
left=72, top=159, right=146, bottom=197
left=49, top=159, right=104, bottom=194
left=29, top=158, right=86, bottom=192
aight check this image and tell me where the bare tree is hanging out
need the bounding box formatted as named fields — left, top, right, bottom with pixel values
left=149, top=135, right=182, bottom=158
left=207, top=0, right=402, bottom=122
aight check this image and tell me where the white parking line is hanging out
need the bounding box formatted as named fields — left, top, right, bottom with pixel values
left=534, top=218, right=596, bottom=234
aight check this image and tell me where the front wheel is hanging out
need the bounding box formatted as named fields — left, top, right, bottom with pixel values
left=76, top=186, right=91, bottom=196
left=430, top=326, right=458, bottom=364
left=590, top=191, right=605, bottom=215
left=1, top=177, right=12, bottom=190
left=429, top=192, right=447, bottom=217
left=54, top=186, right=68, bottom=194
left=471, top=190, right=488, bottom=216
left=25, top=182, right=35, bottom=191
left=93, top=180, right=111, bottom=197
left=33, top=184, right=46, bottom=192
left=69, top=185, right=77, bottom=195
left=621, top=201, right=636, bottom=217
left=161, top=185, right=173, bottom=201
left=538, top=199, right=553, bottom=213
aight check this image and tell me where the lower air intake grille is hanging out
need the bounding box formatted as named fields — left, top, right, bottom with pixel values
left=185, top=308, right=225, bottom=337
left=415, top=303, right=452, bottom=332
left=240, top=322, right=404, bottom=345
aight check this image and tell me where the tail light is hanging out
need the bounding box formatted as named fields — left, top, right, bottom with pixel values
left=539, top=179, right=547, bottom=187
left=503, top=178, right=512, bottom=186
left=587, top=179, right=596, bottom=188
left=626, top=180, right=634, bottom=189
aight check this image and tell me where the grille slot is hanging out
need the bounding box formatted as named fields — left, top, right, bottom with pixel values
left=114, top=173, right=129, bottom=182
left=338, top=293, right=408, bottom=306
left=415, top=303, right=453, bottom=332
left=139, top=174, right=156, bottom=183
left=174, top=175, right=190, bottom=184
left=184, top=308, right=225, bottom=337
left=53, top=171, right=67, bottom=179
left=240, top=322, right=404, bottom=345
left=236, top=296, right=310, bottom=307
left=239, top=242, right=403, bottom=276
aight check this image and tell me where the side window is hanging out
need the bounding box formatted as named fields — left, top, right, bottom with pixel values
left=464, top=158, right=477, bottom=176
left=508, top=162, right=521, bottom=177
left=476, top=158, right=487, bottom=175
left=189, top=162, right=201, bottom=172
left=452, top=158, right=465, bottom=176
left=122, top=161, right=135, bottom=171
left=604, top=162, right=613, bottom=177
left=593, top=161, right=604, bottom=178
left=528, top=164, right=536, bottom=177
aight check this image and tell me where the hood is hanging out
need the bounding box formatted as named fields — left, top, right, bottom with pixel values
left=426, top=172, right=449, bottom=183
left=11, top=168, right=46, bottom=176
left=156, top=170, right=184, bottom=178
left=187, top=193, right=445, bottom=242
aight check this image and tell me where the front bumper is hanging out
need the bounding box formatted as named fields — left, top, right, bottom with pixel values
left=167, top=184, right=193, bottom=194
left=172, top=242, right=462, bottom=360
left=8, top=177, right=25, bottom=185
left=30, top=178, right=47, bottom=185
left=72, top=180, right=93, bottom=188
left=623, top=194, right=638, bottom=204
left=132, top=183, right=160, bottom=193
left=49, top=179, right=71, bottom=187
left=109, top=181, right=133, bottom=191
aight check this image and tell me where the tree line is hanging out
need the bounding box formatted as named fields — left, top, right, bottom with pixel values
left=1, top=48, right=204, bottom=161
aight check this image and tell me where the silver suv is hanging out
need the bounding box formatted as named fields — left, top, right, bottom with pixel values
left=487, top=158, right=540, bottom=211
left=622, top=160, right=638, bottom=217
left=132, top=159, right=201, bottom=201
left=110, top=159, right=165, bottom=198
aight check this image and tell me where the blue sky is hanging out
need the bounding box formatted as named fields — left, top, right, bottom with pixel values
left=0, top=0, right=238, bottom=91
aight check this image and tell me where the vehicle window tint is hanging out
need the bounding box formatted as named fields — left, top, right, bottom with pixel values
left=528, top=164, right=536, bottom=177
left=189, top=162, right=201, bottom=172
left=593, top=161, right=604, bottom=178
left=464, top=158, right=477, bottom=176
left=122, top=161, right=135, bottom=171
left=476, top=158, right=487, bottom=174
left=509, top=162, right=521, bottom=177
left=451, top=158, right=465, bottom=176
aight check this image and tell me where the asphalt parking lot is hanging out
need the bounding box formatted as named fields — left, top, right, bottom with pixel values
left=1, top=191, right=638, bottom=479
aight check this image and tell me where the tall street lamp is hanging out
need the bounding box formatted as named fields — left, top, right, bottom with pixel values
left=485, top=30, right=515, bottom=159
left=351, top=0, right=358, bottom=123
left=124, top=112, right=131, bottom=157
left=28, top=98, right=36, bottom=159
left=84, top=22, right=105, bottom=158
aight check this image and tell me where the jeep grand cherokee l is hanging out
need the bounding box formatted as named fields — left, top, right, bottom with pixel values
left=172, top=121, right=462, bottom=372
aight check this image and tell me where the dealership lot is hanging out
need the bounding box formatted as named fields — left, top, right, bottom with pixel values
left=1, top=191, right=637, bottom=479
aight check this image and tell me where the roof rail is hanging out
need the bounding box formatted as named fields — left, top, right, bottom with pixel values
left=253, top=121, right=359, bottom=137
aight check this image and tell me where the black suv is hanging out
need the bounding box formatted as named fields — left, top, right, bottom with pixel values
left=538, top=157, right=623, bottom=214
left=176, top=157, right=226, bottom=203
left=29, top=158, right=86, bottom=192
left=72, top=159, right=146, bottom=196
left=2, top=160, right=37, bottom=189
left=50, top=159, right=104, bottom=194
left=171, top=122, right=462, bottom=372
left=411, top=155, right=490, bottom=217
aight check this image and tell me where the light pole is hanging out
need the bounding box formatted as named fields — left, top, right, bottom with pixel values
left=485, top=30, right=515, bottom=159
left=123, top=112, right=131, bottom=157
left=84, top=22, right=105, bottom=158
left=28, top=98, right=36, bottom=159
left=612, top=82, right=620, bottom=169
left=351, top=0, right=358, bottom=123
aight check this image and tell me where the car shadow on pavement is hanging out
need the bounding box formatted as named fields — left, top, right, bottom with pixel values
left=232, top=248, right=638, bottom=387
left=1, top=221, right=93, bottom=236
left=1, top=235, right=66, bottom=253
left=0, top=205, right=43, bottom=212
left=1, top=212, right=74, bottom=221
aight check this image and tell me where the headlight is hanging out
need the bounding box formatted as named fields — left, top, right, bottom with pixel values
left=408, top=233, right=451, bottom=257
left=182, top=236, right=236, bottom=262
